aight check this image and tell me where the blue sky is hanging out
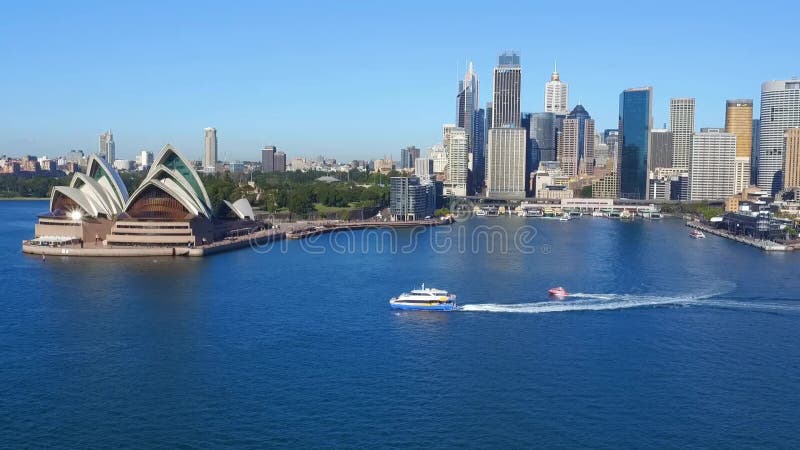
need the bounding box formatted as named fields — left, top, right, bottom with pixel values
left=1, top=0, right=797, bottom=162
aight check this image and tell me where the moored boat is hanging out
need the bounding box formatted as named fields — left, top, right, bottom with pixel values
left=389, top=284, right=457, bottom=311
left=690, top=229, right=706, bottom=239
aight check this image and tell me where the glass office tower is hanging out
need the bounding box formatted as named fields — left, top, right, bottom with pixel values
left=618, top=87, right=653, bottom=199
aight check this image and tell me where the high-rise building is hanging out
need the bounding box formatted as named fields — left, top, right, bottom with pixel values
left=444, top=127, right=468, bottom=197
left=689, top=128, right=736, bottom=200
left=400, top=146, right=420, bottom=169
left=274, top=151, right=287, bottom=172
left=649, top=129, right=673, bottom=170
left=758, top=79, right=800, bottom=194
left=725, top=99, right=754, bottom=194
left=544, top=63, right=569, bottom=115
left=138, top=150, right=154, bottom=170
left=203, top=127, right=217, bottom=173
left=783, top=128, right=800, bottom=190
left=98, top=131, right=115, bottom=162
left=390, top=176, right=436, bottom=221
left=529, top=112, right=556, bottom=163
left=486, top=128, right=526, bottom=199
left=429, top=144, right=448, bottom=174
left=669, top=98, right=696, bottom=169
left=558, top=119, right=580, bottom=177
left=261, top=146, right=276, bottom=172
left=456, top=64, right=481, bottom=191
left=491, top=52, right=522, bottom=128
left=604, top=129, right=619, bottom=159
left=618, top=87, right=653, bottom=199
left=752, top=119, right=761, bottom=183
left=474, top=108, right=486, bottom=191
left=414, top=158, right=434, bottom=179
left=566, top=105, right=595, bottom=175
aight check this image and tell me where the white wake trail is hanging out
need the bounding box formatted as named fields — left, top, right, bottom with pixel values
left=459, top=294, right=692, bottom=314
left=458, top=286, right=800, bottom=315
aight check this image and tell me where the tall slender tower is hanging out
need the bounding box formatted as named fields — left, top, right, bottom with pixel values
left=443, top=125, right=468, bottom=197
left=725, top=99, right=754, bottom=194
left=618, top=87, right=654, bottom=199
left=456, top=62, right=481, bottom=192
left=544, top=62, right=569, bottom=115
left=758, top=80, right=800, bottom=194
left=203, top=127, right=217, bottom=173
left=98, top=130, right=115, bottom=162
left=669, top=98, right=695, bottom=169
left=491, top=52, right=521, bottom=128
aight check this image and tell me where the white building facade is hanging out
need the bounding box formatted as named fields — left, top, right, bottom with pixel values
left=669, top=98, right=695, bottom=170
left=757, top=80, right=800, bottom=194
left=486, top=128, right=526, bottom=199
left=689, top=129, right=736, bottom=200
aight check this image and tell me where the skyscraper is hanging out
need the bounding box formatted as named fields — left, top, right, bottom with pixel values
left=689, top=128, right=736, bottom=200
left=544, top=63, right=569, bottom=115
left=758, top=79, right=800, bottom=193
left=456, top=63, right=480, bottom=183
left=618, top=87, right=653, bottom=199
left=725, top=99, right=754, bottom=194
left=274, top=151, right=287, bottom=172
left=784, top=128, right=800, bottom=190
left=566, top=105, right=594, bottom=174
left=98, top=130, right=115, bottom=162
left=752, top=119, right=761, bottom=183
left=474, top=108, right=486, bottom=191
left=529, top=112, right=556, bottom=163
left=558, top=119, right=580, bottom=177
left=669, top=98, right=696, bottom=169
left=444, top=126, right=468, bottom=197
left=262, top=146, right=276, bottom=172
left=491, top=52, right=521, bottom=128
left=400, top=146, right=420, bottom=169
left=649, top=129, right=673, bottom=170
left=203, top=127, right=217, bottom=173
left=486, top=128, right=526, bottom=199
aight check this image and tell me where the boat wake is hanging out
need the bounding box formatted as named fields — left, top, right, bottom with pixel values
left=459, top=288, right=800, bottom=315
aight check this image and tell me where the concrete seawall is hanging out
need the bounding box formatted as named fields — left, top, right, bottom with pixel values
left=21, top=219, right=447, bottom=258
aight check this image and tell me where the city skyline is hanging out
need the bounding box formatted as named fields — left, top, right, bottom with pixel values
left=2, top=1, right=799, bottom=161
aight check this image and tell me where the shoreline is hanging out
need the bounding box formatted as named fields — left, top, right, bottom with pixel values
left=0, top=197, right=49, bottom=201
left=21, top=218, right=450, bottom=258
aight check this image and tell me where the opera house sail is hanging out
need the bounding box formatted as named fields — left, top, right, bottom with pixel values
left=28, top=144, right=257, bottom=252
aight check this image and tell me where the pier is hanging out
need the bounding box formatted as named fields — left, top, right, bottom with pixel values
left=686, top=221, right=789, bottom=251
left=284, top=218, right=453, bottom=240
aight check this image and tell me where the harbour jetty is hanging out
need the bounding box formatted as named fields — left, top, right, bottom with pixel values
left=285, top=218, right=452, bottom=240
left=686, top=221, right=789, bottom=251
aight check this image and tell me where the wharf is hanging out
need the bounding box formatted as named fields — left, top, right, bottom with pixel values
left=285, top=218, right=452, bottom=240
left=686, top=221, right=789, bottom=251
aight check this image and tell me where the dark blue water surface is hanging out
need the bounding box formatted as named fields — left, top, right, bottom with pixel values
left=2, top=200, right=800, bottom=448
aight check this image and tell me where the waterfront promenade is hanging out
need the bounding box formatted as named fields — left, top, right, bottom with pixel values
left=21, top=218, right=450, bottom=258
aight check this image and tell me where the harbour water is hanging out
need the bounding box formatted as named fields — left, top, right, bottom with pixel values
left=2, top=200, right=800, bottom=447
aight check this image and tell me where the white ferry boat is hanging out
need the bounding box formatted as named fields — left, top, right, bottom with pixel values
left=389, top=284, right=457, bottom=311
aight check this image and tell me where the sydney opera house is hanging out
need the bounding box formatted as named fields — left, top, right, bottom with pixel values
left=30, top=145, right=259, bottom=250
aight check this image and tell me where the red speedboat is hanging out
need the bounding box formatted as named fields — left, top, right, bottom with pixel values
left=548, top=287, right=568, bottom=297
